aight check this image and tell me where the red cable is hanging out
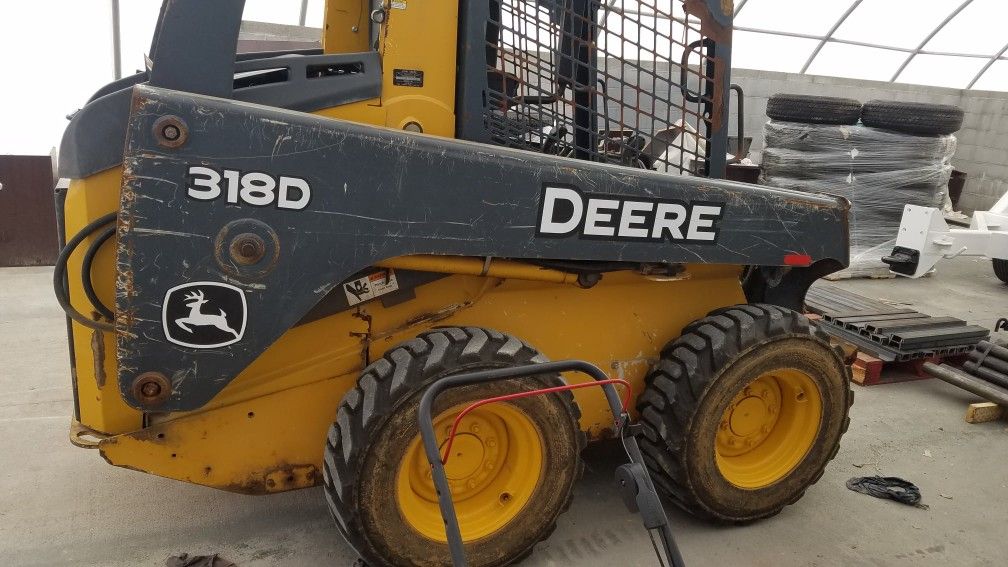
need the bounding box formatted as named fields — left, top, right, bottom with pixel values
left=440, top=378, right=632, bottom=465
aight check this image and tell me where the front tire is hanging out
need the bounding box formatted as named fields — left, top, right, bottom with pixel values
left=323, top=327, right=583, bottom=567
left=637, top=304, right=852, bottom=522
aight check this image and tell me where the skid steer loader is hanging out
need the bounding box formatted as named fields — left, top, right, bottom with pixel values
left=55, top=1, right=853, bottom=565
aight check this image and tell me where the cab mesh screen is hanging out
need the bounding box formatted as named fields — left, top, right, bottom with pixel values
left=483, top=0, right=723, bottom=175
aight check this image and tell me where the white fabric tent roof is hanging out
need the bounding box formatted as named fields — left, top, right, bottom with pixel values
left=731, top=0, right=1008, bottom=90
left=120, top=0, right=1008, bottom=91
left=103, top=0, right=1008, bottom=93
left=2, top=0, right=1006, bottom=155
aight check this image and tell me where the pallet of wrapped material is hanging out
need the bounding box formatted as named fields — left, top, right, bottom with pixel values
left=761, top=121, right=954, bottom=278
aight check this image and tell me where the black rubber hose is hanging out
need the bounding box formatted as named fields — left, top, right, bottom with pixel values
left=81, top=225, right=116, bottom=322
left=53, top=212, right=118, bottom=332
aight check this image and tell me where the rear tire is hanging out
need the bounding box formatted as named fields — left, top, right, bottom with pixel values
left=993, top=259, right=1008, bottom=284
left=323, top=327, right=583, bottom=567
left=636, top=304, right=852, bottom=522
left=860, top=100, right=964, bottom=136
left=766, top=94, right=862, bottom=125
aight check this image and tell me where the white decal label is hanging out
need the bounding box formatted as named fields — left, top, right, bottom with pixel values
left=343, top=270, right=400, bottom=306
left=537, top=184, right=723, bottom=243
left=186, top=165, right=311, bottom=210
left=162, top=282, right=247, bottom=349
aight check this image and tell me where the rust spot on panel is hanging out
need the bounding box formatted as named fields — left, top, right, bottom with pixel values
left=222, top=463, right=320, bottom=495
left=683, top=0, right=732, bottom=131
left=684, top=0, right=731, bottom=42
left=370, top=301, right=475, bottom=344
left=69, top=419, right=108, bottom=449
left=90, top=329, right=107, bottom=388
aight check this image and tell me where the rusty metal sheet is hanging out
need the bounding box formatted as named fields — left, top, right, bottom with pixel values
left=0, top=155, right=57, bottom=266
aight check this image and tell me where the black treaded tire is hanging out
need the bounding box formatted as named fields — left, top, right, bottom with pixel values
left=766, top=94, right=862, bottom=125
left=323, top=326, right=584, bottom=567
left=993, top=259, right=1008, bottom=284
left=636, top=304, right=853, bottom=522
left=861, top=100, right=964, bottom=136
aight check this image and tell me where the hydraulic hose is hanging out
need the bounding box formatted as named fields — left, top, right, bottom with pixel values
left=82, top=225, right=117, bottom=322
left=53, top=212, right=118, bottom=331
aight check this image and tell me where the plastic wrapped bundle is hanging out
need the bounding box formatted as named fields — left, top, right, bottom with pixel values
left=761, top=121, right=955, bottom=277
left=764, top=121, right=957, bottom=158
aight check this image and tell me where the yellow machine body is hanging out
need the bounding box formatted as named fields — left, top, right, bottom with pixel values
left=94, top=266, right=744, bottom=492
left=64, top=0, right=746, bottom=493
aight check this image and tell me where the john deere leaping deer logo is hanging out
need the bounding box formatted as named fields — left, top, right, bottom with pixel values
left=162, top=282, right=247, bottom=349
left=176, top=289, right=241, bottom=337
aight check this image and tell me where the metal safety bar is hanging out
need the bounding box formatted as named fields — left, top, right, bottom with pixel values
left=416, top=359, right=686, bottom=567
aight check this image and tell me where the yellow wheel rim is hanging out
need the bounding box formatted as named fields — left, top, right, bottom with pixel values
left=396, top=403, right=544, bottom=542
left=715, top=369, right=822, bottom=489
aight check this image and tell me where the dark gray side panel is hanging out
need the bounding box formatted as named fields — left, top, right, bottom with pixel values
left=148, top=0, right=244, bottom=97
left=232, top=52, right=382, bottom=112
left=58, top=89, right=135, bottom=181
left=116, top=85, right=849, bottom=411
left=57, top=51, right=381, bottom=179
left=58, top=0, right=379, bottom=179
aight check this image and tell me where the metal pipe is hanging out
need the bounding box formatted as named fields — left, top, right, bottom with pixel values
left=418, top=360, right=624, bottom=566
left=592, top=8, right=1007, bottom=71
left=729, top=84, right=745, bottom=163
left=967, top=350, right=1008, bottom=374
left=890, top=0, right=974, bottom=83
left=416, top=360, right=685, bottom=567
left=975, top=340, right=1008, bottom=361
left=968, top=40, right=1008, bottom=89
left=111, top=0, right=122, bottom=79
left=53, top=179, right=81, bottom=421
left=799, top=0, right=864, bottom=74
left=732, top=25, right=1002, bottom=60
left=299, top=0, right=309, bottom=27
left=378, top=255, right=580, bottom=284
left=962, top=361, right=1008, bottom=390
left=922, top=362, right=1008, bottom=406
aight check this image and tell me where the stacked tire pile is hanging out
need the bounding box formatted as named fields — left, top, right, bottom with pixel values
left=761, top=94, right=963, bottom=277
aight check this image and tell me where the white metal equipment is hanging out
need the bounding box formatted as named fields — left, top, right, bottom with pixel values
left=884, top=191, right=1008, bottom=280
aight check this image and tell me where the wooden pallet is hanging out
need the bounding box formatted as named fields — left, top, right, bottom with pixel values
left=849, top=351, right=947, bottom=386
left=805, top=286, right=985, bottom=386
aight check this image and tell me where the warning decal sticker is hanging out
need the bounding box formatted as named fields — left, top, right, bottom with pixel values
left=343, top=270, right=400, bottom=306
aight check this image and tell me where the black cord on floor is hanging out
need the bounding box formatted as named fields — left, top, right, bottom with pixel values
left=846, top=476, right=928, bottom=509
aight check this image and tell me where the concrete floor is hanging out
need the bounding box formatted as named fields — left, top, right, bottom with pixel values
left=1, top=258, right=1007, bottom=566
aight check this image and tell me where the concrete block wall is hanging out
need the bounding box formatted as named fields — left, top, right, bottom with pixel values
left=728, top=69, right=1008, bottom=213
